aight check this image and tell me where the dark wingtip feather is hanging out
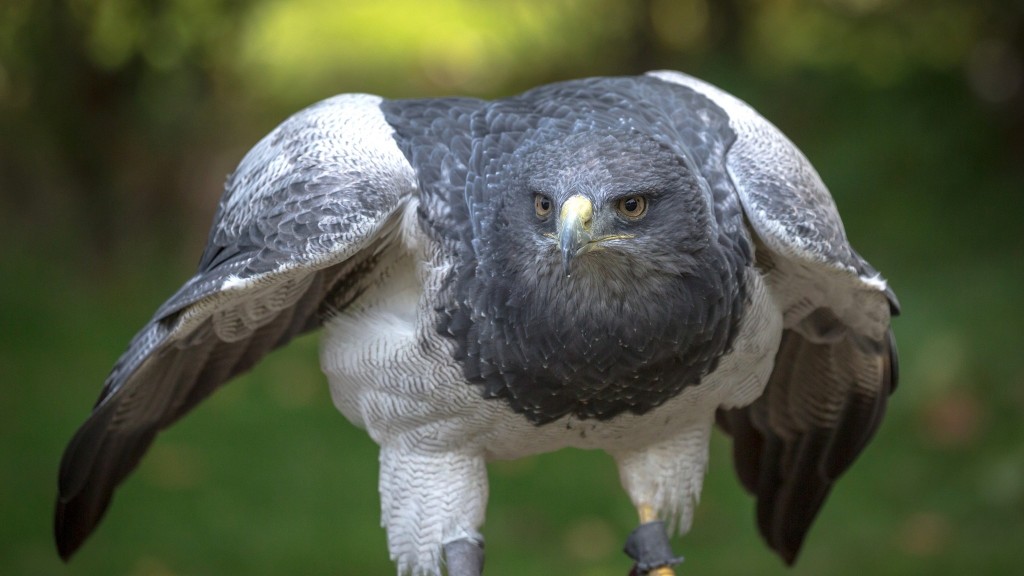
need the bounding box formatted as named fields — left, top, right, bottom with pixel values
left=53, top=318, right=188, bottom=561
left=716, top=408, right=763, bottom=494
left=54, top=501, right=79, bottom=561
left=773, top=429, right=834, bottom=565
left=779, top=544, right=799, bottom=566
left=54, top=267, right=335, bottom=560
left=54, top=397, right=121, bottom=560
left=720, top=325, right=898, bottom=567
left=54, top=487, right=109, bottom=561
left=54, top=402, right=157, bottom=562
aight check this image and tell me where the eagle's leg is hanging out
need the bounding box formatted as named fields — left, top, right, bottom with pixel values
left=623, top=505, right=682, bottom=576
left=614, top=422, right=713, bottom=575
left=444, top=537, right=485, bottom=576
left=377, top=444, right=488, bottom=576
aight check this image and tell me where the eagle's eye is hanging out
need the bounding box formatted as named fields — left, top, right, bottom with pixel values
left=534, top=194, right=553, bottom=218
left=616, top=195, right=648, bottom=219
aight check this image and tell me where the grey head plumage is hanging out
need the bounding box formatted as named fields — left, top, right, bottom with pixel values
left=449, top=128, right=749, bottom=422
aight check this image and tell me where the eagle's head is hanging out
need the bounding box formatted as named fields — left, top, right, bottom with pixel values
left=449, top=128, right=749, bottom=423
left=510, top=131, right=713, bottom=280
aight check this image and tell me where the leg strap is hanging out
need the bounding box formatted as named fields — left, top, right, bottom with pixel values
left=444, top=537, right=485, bottom=576
left=624, top=521, right=684, bottom=575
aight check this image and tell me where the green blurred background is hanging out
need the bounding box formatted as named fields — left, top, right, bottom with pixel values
left=2, top=0, right=1022, bottom=574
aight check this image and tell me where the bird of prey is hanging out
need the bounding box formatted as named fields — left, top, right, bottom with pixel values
left=55, top=70, right=899, bottom=576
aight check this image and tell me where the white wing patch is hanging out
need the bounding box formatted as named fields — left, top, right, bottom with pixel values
left=211, top=273, right=316, bottom=342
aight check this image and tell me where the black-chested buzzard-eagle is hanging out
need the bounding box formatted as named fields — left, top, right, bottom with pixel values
left=55, top=71, right=899, bottom=576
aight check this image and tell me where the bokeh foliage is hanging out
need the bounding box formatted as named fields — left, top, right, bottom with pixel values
left=2, top=0, right=1023, bottom=575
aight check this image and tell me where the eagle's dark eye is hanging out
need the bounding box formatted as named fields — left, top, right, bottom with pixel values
left=534, top=194, right=553, bottom=218
left=616, top=195, right=647, bottom=219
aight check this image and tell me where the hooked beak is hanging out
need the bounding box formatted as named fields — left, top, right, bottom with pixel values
left=558, top=194, right=593, bottom=275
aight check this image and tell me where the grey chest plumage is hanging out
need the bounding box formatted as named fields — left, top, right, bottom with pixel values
left=381, top=76, right=753, bottom=424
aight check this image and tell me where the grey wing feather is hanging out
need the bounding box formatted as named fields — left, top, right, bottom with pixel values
left=55, top=93, right=417, bottom=559
left=648, top=71, right=856, bottom=271
left=650, top=71, right=899, bottom=563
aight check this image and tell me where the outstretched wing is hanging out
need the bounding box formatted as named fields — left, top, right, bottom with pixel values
left=55, top=94, right=418, bottom=559
left=649, top=71, right=899, bottom=563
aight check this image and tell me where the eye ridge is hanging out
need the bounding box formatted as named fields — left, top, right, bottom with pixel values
left=534, top=193, right=553, bottom=218
left=616, top=195, right=648, bottom=219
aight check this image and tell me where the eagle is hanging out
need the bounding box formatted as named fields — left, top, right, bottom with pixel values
left=55, top=71, right=899, bottom=576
